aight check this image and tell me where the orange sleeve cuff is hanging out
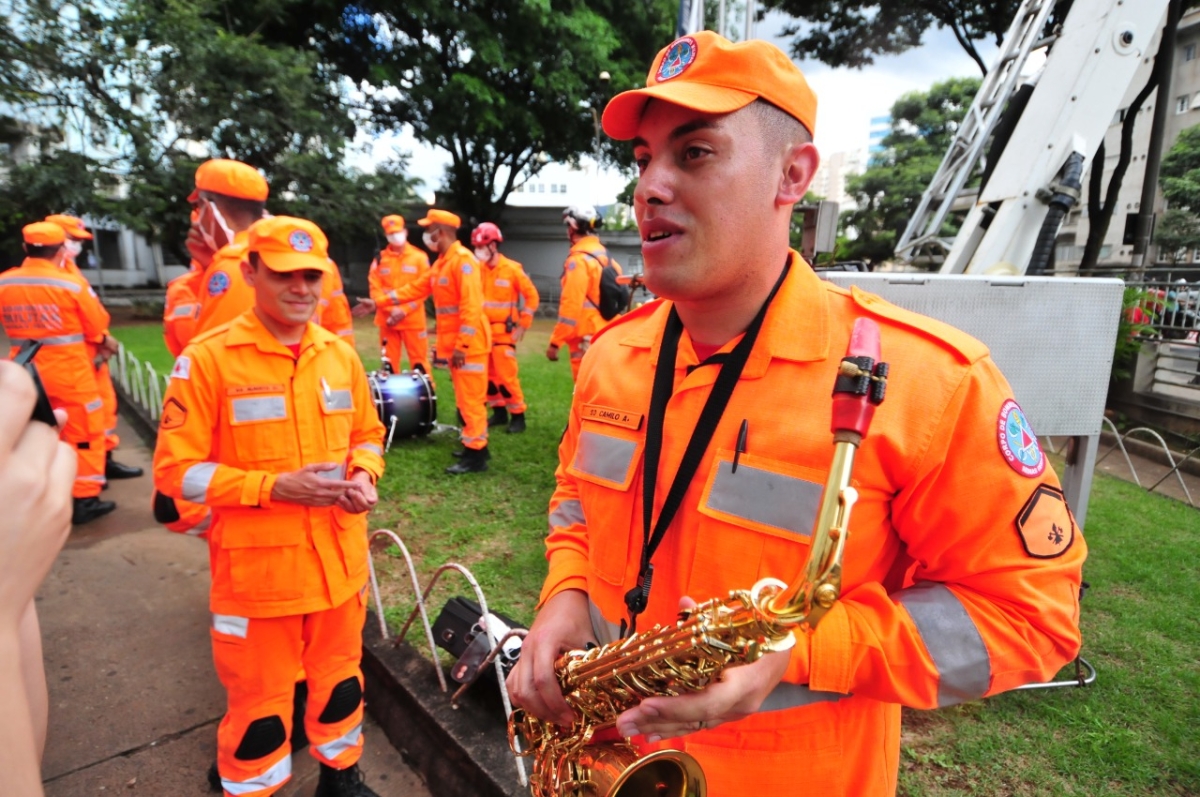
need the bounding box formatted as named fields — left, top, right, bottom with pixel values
left=240, top=472, right=275, bottom=508
left=807, top=602, right=854, bottom=694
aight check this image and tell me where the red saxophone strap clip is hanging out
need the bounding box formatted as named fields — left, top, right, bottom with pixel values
left=831, top=318, right=888, bottom=437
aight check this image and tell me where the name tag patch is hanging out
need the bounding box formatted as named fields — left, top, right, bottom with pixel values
left=582, top=404, right=643, bottom=431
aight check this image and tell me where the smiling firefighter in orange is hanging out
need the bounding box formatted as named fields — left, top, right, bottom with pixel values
left=153, top=216, right=386, bottom=797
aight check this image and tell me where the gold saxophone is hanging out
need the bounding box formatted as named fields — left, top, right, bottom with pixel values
left=509, top=318, right=888, bottom=797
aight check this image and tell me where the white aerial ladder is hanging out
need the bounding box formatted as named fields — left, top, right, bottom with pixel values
left=894, top=0, right=1171, bottom=275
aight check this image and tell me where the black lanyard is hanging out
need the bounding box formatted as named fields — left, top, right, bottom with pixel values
left=623, top=262, right=790, bottom=636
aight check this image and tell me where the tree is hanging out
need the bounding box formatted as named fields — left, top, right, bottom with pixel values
left=326, top=0, right=676, bottom=223
left=1161, top=124, right=1200, bottom=212
left=1153, top=208, right=1200, bottom=263
left=840, top=76, right=981, bottom=267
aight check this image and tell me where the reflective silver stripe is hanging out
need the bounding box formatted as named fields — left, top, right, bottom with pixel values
left=896, top=582, right=991, bottom=707
left=221, top=754, right=291, bottom=795
left=188, top=514, right=212, bottom=536
left=337, top=329, right=354, bottom=337
left=760, top=682, right=848, bottom=712
left=172, top=304, right=197, bottom=317
left=0, top=276, right=81, bottom=293
left=583, top=299, right=598, bottom=310
left=574, top=431, right=636, bottom=486
left=460, top=325, right=477, bottom=335
left=232, top=396, right=286, bottom=422
left=80, top=474, right=107, bottom=482
left=84, top=398, right=103, bottom=413
left=459, top=362, right=485, bottom=372
left=316, top=463, right=347, bottom=480
left=437, top=305, right=459, bottom=315
left=182, top=462, right=218, bottom=502
left=549, top=499, right=586, bottom=530
left=104, top=428, right=117, bottom=436
left=324, top=389, right=353, bottom=411
left=588, top=598, right=621, bottom=646
left=354, top=443, right=383, bottom=456
left=315, top=722, right=362, bottom=762
left=212, top=614, right=249, bottom=638
left=11, top=333, right=85, bottom=346
left=387, top=290, right=399, bottom=302
left=461, top=435, right=488, bottom=445
left=483, top=301, right=512, bottom=309
left=332, top=289, right=345, bottom=297
left=569, top=349, right=585, bottom=361
left=705, top=460, right=821, bottom=537
left=557, top=316, right=577, bottom=327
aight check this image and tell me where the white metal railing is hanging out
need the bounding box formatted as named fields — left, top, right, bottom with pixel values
left=113, top=342, right=169, bottom=421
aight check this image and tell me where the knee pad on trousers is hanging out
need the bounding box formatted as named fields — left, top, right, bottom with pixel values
left=317, top=677, right=362, bottom=724
left=234, top=716, right=288, bottom=760
left=487, top=380, right=498, bottom=397
left=498, top=385, right=512, bottom=398
left=152, top=491, right=181, bottom=524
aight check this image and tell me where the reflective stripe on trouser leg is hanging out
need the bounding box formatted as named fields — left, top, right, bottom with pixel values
left=304, top=592, right=368, bottom=769
left=451, top=353, right=489, bottom=450
left=61, top=400, right=106, bottom=498
left=211, top=613, right=303, bottom=796
left=97, top=360, right=119, bottom=451
left=568, top=339, right=589, bottom=382
left=490, top=345, right=526, bottom=413
left=400, top=327, right=432, bottom=378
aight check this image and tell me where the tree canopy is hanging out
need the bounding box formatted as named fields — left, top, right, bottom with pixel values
left=1161, top=124, right=1200, bottom=213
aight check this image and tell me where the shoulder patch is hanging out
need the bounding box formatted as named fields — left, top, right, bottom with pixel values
left=591, top=298, right=665, bottom=345
left=207, top=270, right=230, bottom=297
left=160, top=397, right=188, bottom=430
left=998, top=398, right=1045, bottom=478
left=1015, top=484, right=1075, bottom=558
left=170, top=355, right=191, bottom=380
left=844, top=285, right=989, bottom=365
left=462, top=263, right=473, bottom=275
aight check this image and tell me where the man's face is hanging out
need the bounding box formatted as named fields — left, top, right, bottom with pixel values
left=186, top=205, right=215, bottom=266
left=631, top=101, right=780, bottom=302
left=243, top=260, right=323, bottom=328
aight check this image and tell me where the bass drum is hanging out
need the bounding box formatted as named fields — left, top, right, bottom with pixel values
left=370, top=370, right=437, bottom=447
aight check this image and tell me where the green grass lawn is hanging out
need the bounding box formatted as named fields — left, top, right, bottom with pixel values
left=114, top=317, right=1200, bottom=797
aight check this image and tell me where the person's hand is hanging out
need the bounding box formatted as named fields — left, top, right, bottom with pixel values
left=545, top=344, right=559, bottom=362
left=0, top=361, right=74, bottom=627
left=336, top=470, right=378, bottom=514
left=270, top=463, right=356, bottom=507
left=99, top=334, right=119, bottom=357
left=386, top=308, right=406, bottom=327
left=352, top=297, right=377, bottom=318
left=451, top=350, right=466, bottom=369
left=506, top=589, right=595, bottom=726
left=512, top=326, right=526, bottom=344
left=613, top=597, right=791, bottom=741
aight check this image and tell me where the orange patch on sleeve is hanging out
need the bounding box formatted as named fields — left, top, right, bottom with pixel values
left=1015, top=484, right=1075, bottom=559
left=160, top=397, right=188, bottom=431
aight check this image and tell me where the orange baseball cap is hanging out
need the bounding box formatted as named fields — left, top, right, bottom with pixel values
left=44, top=214, right=93, bottom=240
left=188, top=159, right=269, bottom=203
left=381, top=215, right=406, bottom=233
left=602, top=31, right=817, bottom=140
left=246, top=216, right=333, bottom=274
left=417, top=209, right=461, bottom=229
left=23, top=222, right=66, bottom=246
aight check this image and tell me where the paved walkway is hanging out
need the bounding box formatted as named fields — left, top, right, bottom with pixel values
left=38, top=418, right=428, bottom=797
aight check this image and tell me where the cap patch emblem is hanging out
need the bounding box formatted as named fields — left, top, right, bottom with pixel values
left=657, top=37, right=698, bottom=82
left=207, top=271, right=230, bottom=297
left=289, top=230, right=314, bottom=252
left=998, top=399, right=1045, bottom=478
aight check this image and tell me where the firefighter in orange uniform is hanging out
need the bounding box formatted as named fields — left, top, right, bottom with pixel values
left=192, top=159, right=270, bottom=337
left=153, top=216, right=385, bottom=797
left=43, top=214, right=144, bottom=482
left=382, top=209, right=490, bottom=473
left=547, top=206, right=621, bottom=379
left=508, top=32, right=1087, bottom=797
left=318, top=261, right=356, bottom=346
left=164, top=208, right=215, bottom=358
left=355, top=215, right=432, bottom=376
left=471, top=222, right=538, bottom=434
left=0, top=223, right=115, bottom=524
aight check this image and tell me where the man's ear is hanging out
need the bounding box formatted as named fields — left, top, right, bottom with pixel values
left=777, top=142, right=820, bottom=207
left=240, top=256, right=257, bottom=287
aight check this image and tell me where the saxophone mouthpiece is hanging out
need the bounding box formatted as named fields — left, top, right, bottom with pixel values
left=831, top=318, right=887, bottom=438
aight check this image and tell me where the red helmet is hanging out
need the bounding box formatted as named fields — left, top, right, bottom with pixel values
left=471, top=222, right=503, bottom=247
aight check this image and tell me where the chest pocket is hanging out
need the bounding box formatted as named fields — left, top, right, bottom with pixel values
left=566, top=423, right=644, bottom=585
left=692, top=449, right=825, bottom=596
left=319, top=386, right=355, bottom=455
left=228, top=391, right=294, bottom=463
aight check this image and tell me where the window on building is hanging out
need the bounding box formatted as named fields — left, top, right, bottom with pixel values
left=560, top=185, right=567, bottom=193
left=1187, top=43, right=1197, bottom=62
left=550, top=184, right=558, bottom=194
left=1177, top=94, right=1191, bottom=114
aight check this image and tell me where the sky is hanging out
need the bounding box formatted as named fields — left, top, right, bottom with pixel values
left=349, top=16, right=994, bottom=205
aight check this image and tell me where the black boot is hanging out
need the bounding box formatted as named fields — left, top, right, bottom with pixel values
left=314, top=763, right=380, bottom=797
left=72, top=496, right=116, bottom=525
left=487, top=406, right=508, bottom=427
left=207, top=762, right=222, bottom=792
left=445, top=445, right=489, bottom=474
left=105, top=452, right=143, bottom=479
left=506, top=412, right=526, bottom=434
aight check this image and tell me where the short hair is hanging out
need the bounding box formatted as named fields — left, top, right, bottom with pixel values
left=24, top=243, right=62, bottom=259
left=748, top=98, right=812, bottom=154
left=201, top=190, right=266, bottom=221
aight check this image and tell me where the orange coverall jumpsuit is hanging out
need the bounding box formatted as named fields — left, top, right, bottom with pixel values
left=153, top=311, right=385, bottom=796
left=482, top=254, right=539, bottom=415
left=61, top=256, right=120, bottom=452
left=0, top=258, right=110, bottom=498
left=543, top=254, right=1086, bottom=797
left=384, top=241, right=491, bottom=449
left=164, top=263, right=205, bottom=358
left=367, top=243, right=431, bottom=375
left=549, top=235, right=620, bottom=379
left=195, top=232, right=254, bottom=336
left=317, top=264, right=355, bottom=346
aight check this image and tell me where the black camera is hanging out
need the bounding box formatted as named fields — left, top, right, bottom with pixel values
left=12, top=340, right=58, bottom=427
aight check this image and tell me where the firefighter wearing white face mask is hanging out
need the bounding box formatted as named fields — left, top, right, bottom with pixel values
left=190, top=159, right=271, bottom=337
left=358, top=215, right=432, bottom=376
